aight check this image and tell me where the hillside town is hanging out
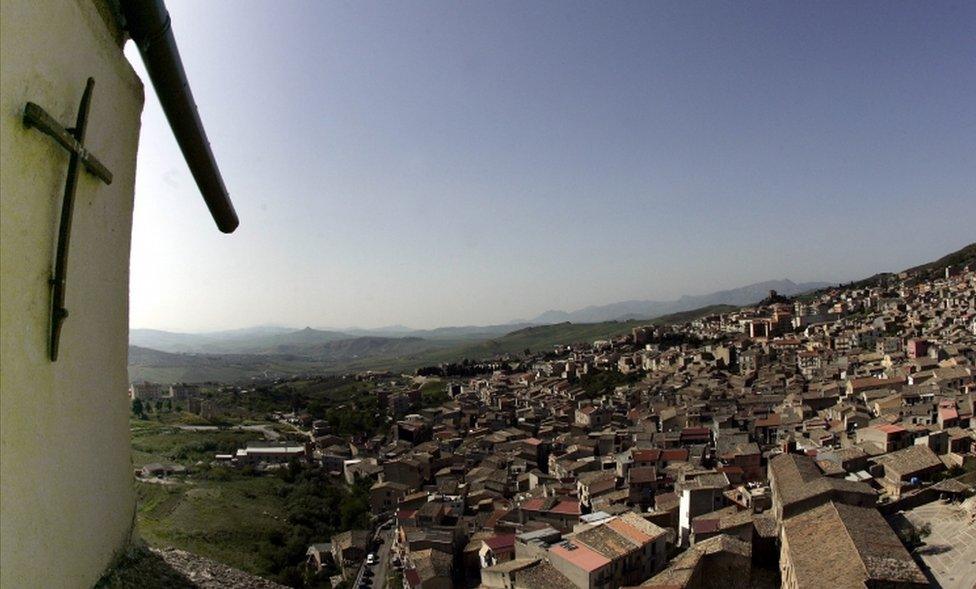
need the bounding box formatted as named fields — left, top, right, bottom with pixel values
left=130, top=262, right=976, bottom=589
left=5, top=1, right=974, bottom=588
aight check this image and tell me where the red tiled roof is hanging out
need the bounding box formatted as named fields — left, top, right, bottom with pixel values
left=939, top=407, right=959, bottom=421
left=632, top=449, right=661, bottom=462
left=755, top=414, right=782, bottom=427
left=550, top=542, right=610, bottom=572
left=551, top=500, right=581, bottom=516
left=661, top=449, right=689, bottom=461
left=484, top=534, right=516, bottom=551
left=606, top=518, right=654, bottom=544
left=484, top=508, right=510, bottom=529
left=875, top=424, right=906, bottom=434
left=692, top=519, right=720, bottom=534
left=849, top=376, right=905, bottom=391
left=629, top=466, right=657, bottom=483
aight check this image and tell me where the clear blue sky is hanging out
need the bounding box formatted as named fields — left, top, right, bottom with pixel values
left=127, top=1, right=975, bottom=332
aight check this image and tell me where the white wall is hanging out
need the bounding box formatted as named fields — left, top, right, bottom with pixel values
left=1, top=0, right=144, bottom=586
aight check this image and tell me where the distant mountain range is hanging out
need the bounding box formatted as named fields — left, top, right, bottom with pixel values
left=129, top=323, right=534, bottom=354
left=127, top=305, right=733, bottom=383
left=529, top=279, right=830, bottom=324
left=129, top=326, right=346, bottom=354
left=128, top=242, right=975, bottom=383
left=130, top=278, right=824, bottom=354
left=340, top=323, right=536, bottom=341
left=127, top=277, right=825, bottom=383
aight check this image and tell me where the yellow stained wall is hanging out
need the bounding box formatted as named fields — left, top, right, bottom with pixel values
left=1, top=0, right=144, bottom=587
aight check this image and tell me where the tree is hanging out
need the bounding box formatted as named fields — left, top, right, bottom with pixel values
left=131, top=398, right=144, bottom=416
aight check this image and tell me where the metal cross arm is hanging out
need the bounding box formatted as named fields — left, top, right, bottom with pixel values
left=22, top=77, right=113, bottom=361
left=23, top=100, right=113, bottom=185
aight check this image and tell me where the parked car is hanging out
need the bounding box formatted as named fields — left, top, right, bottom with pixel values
left=366, top=553, right=377, bottom=566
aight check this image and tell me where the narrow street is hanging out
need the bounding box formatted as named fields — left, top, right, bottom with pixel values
left=373, top=522, right=394, bottom=589
left=351, top=519, right=394, bottom=589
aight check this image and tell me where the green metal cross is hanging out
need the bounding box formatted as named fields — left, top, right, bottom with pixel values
left=23, top=77, right=113, bottom=361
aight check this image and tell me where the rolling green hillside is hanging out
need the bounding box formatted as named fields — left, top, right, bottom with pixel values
left=905, top=241, right=975, bottom=280
left=445, top=304, right=737, bottom=358
left=798, top=241, right=976, bottom=298
left=129, top=304, right=736, bottom=383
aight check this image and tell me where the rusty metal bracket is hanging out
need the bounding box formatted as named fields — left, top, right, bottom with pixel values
left=23, top=78, right=114, bottom=361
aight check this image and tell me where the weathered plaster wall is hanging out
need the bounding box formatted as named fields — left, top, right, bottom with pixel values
left=0, top=0, right=144, bottom=586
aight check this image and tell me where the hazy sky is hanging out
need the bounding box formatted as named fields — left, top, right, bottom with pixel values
left=128, top=1, right=975, bottom=332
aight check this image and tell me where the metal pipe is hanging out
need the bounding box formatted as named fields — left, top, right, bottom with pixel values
left=120, top=0, right=239, bottom=233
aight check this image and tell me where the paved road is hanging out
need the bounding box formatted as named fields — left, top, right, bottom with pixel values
left=903, top=499, right=976, bottom=589
left=374, top=523, right=394, bottom=589
left=177, top=424, right=283, bottom=440
left=351, top=520, right=394, bottom=589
